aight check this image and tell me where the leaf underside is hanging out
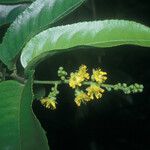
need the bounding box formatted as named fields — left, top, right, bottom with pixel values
left=0, top=73, right=49, bottom=150
left=0, top=0, right=85, bottom=70
left=20, top=20, right=150, bottom=70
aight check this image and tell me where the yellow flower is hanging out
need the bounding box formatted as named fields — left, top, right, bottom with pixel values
left=40, top=97, right=57, bottom=109
left=75, top=91, right=90, bottom=106
left=86, top=84, right=104, bottom=100
left=92, top=68, right=107, bottom=83
left=78, top=65, right=90, bottom=80
left=69, top=65, right=89, bottom=88
left=69, top=72, right=83, bottom=88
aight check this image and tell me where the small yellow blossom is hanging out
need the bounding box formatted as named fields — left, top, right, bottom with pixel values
left=40, top=97, right=57, bottom=109
left=69, top=65, right=89, bottom=89
left=78, top=65, right=90, bottom=80
left=86, top=84, right=104, bottom=100
left=69, top=72, right=83, bottom=88
left=75, top=91, right=90, bottom=106
left=92, top=69, right=107, bottom=83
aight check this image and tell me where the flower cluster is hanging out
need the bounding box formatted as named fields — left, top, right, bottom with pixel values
left=74, top=84, right=105, bottom=107
left=86, top=84, right=104, bottom=99
left=68, top=65, right=107, bottom=106
left=91, top=69, right=107, bottom=83
left=75, top=90, right=90, bottom=106
left=39, top=65, right=144, bottom=109
left=40, top=84, right=59, bottom=110
left=40, top=97, right=57, bottom=109
left=69, top=65, right=89, bottom=88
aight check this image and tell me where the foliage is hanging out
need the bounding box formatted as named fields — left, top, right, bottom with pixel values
left=0, top=0, right=150, bottom=149
left=0, top=3, right=29, bottom=27
left=0, top=72, right=49, bottom=150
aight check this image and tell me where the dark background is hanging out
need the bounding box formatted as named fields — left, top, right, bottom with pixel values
left=1, top=0, right=150, bottom=150
left=33, top=0, right=150, bottom=150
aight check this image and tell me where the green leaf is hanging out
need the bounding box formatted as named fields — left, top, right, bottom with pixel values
left=20, top=20, right=150, bottom=69
left=0, top=4, right=29, bottom=27
left=0, top=0, right=33, bottom=4
left=0, top=74, right=49, bottom=149
left=0, top=0, right=85, bottom=70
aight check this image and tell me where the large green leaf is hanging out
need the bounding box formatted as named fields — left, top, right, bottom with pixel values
left=0, top=0, right=33, bottom=4
left=0, top=74, right=49, bottom=149
left=0, top=0, right=85, bottom=70
left=0, top=4, right=29, bottom=27
left=20, top=20, right=150, bottom=69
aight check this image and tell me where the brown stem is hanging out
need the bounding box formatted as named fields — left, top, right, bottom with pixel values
left=10, top=70, right=26, bottom=84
